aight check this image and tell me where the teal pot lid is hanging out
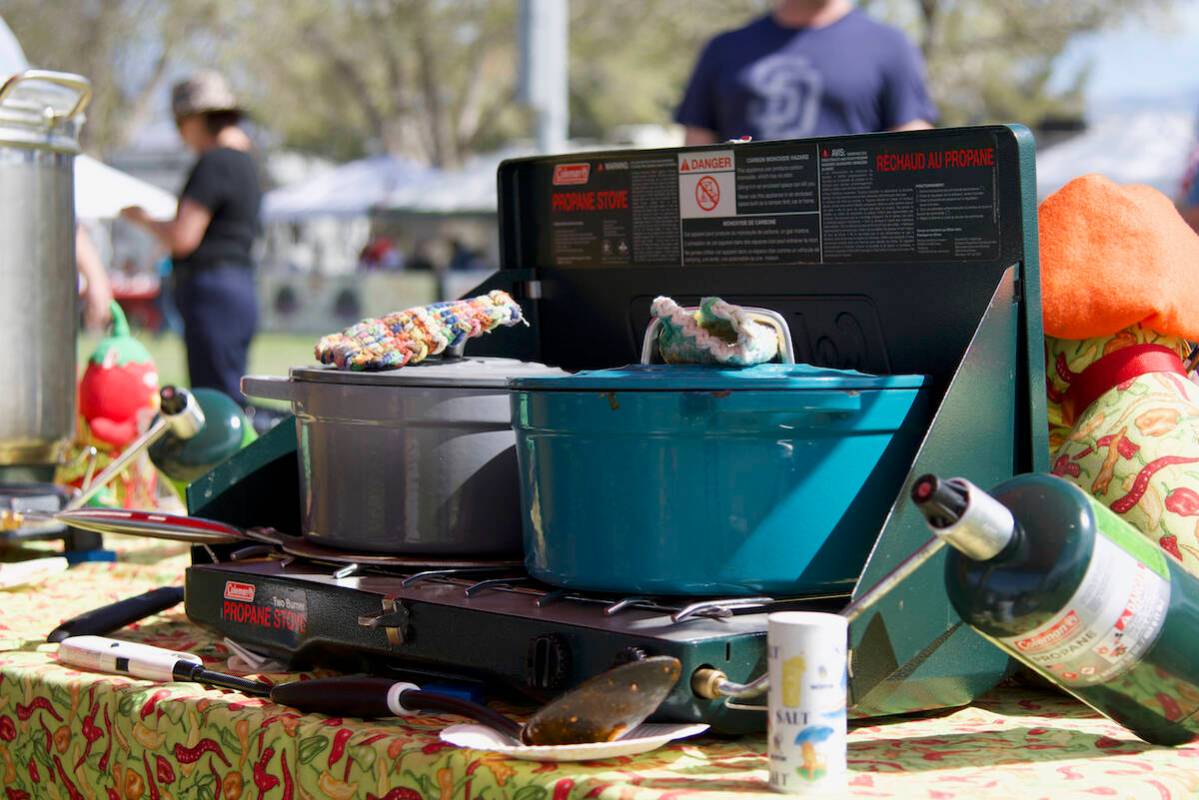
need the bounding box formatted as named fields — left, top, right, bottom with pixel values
left=509, top=363, right=928, bottom=392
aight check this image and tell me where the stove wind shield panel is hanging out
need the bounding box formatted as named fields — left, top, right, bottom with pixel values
left=186, top=126, right=1046, bottom=726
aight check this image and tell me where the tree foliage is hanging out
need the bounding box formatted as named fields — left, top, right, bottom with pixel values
left=567, top=0, right=768, bottom=140
left=860, top=0, right=1173, bottom=125
left=207, top=0, right=525, bottom=167
left=2, top=0, right=222, bottom=155
left=0, top=0, right=1174, bottom=162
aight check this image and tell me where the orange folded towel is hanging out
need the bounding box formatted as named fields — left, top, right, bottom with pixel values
left=1039, top=174, right=1199, bottom=340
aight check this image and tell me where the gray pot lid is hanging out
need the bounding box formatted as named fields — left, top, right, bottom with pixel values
left=0, top=71, right=90, bottom=152
left=289, top=357, right=567, bottom=388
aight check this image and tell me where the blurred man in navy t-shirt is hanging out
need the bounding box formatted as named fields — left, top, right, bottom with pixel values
left=676, top=0, right=936, bottom=144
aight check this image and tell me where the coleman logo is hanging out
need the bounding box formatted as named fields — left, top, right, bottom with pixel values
left=1016, top=610, right=1079, bottom=653
left=224, top=581, right=256, bottom=603
left=552, top=163, right=590, bottom=185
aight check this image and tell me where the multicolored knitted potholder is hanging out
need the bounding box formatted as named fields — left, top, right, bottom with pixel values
left=651, top=296, right=780, bottom=366
left=315, top=290, right=525, bottom=370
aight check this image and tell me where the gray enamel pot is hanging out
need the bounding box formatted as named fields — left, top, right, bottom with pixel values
left=243, top=357, right=565, bottom=556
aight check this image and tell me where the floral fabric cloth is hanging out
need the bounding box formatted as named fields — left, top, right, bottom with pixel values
left=3, top=541, right=1199, bottom=799
left=1047, top=326, right=1199, bottom=574
left=1045, top=325, right=1194, bottom=453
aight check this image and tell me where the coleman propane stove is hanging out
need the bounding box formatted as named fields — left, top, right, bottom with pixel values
left=186, top=125, right=1047, bottom=733
left=186, top=541, right=845, bottom=733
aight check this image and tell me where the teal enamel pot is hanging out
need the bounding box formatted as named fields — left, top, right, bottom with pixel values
left=509, top=364, right=931, bottom=596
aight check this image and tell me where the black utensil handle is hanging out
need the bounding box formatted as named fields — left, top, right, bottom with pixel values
left=47, top=586, right=185, bottom=643
left=270, top=678, right=524, bottom=739
left=271, top=677, right=397, bottom=717
left=172, top=662, right=273, bottom=698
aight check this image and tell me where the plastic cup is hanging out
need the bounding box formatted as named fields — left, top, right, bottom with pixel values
left=767, top=611, right=848, bottom=794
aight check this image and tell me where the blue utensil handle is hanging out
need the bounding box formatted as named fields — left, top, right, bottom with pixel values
left=270, top=678, right=524, bottom=739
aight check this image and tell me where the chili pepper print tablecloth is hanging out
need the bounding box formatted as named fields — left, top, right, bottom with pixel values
left=3, top=543, right=1199, bottom=800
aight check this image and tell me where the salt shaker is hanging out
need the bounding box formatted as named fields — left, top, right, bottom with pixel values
left=767, top=611, right=848, bottom=794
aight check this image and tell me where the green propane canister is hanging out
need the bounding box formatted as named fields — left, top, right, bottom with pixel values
left=911, top=473, right=1199, bottom=746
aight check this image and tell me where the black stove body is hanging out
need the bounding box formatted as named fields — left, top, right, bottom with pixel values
left=187, top=554, right=836, bottom=733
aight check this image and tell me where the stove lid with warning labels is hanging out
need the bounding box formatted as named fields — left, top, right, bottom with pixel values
left=498, top=127, right=1011, bottom=274
left=483, top=125, right=1034, bottom=385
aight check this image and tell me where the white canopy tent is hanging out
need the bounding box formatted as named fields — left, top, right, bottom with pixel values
left=381, top=141, right=629, bottom=215
left=1036, top=111, right=1197, bottom=200
left=74, top=154, right=177, bottom=221
left=262, top=154, right=435, bottom=222
left=383, top=146, right=536, bottom=214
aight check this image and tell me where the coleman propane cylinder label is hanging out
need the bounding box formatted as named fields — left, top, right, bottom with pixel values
left=996, top=530, right=1170, bottom=687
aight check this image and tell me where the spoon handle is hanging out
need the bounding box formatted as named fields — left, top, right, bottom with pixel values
left=270, top=677, right=524, bottom=740
left=398, top=690, right=524, bottom=741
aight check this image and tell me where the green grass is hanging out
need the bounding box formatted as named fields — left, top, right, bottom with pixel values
left=77, top=331, right=316, bottom=403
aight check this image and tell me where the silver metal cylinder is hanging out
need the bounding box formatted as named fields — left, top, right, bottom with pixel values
left=0, top=70, right=91, bottom=467
left=936, top=477, right=1016, bottom=561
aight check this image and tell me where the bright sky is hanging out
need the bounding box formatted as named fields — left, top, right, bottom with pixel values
left=1051, top=1, right=1199, bottom=114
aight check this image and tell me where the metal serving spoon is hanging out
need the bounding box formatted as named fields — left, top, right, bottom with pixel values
left=270, top=656, right=683, bottom=746
left=45, top=508, right=269, bottom=544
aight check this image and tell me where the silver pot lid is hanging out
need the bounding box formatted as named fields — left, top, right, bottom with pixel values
left=0, top=70, right=91, bottom=152
left=289, top=357, right=568, bottom=388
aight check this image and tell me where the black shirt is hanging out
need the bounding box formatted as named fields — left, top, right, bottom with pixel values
left=175, top=147, right=261, bottom=272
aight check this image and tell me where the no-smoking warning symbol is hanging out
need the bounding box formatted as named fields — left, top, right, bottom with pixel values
left=696, top=175, right=720, bottom=212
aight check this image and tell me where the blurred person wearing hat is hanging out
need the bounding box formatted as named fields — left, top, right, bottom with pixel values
left=120, top=71, right=261, bottom=405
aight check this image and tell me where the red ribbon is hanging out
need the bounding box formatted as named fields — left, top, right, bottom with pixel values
left=1063, top=343, right=1186, bottom=425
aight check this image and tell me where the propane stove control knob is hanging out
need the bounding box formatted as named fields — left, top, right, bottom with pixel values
left=613, top=646, right=649, bottom=666
left=526, top=634, right=571, bottom=691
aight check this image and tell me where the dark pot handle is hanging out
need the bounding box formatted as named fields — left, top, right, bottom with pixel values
left=241, top=375, right=294, bottom=403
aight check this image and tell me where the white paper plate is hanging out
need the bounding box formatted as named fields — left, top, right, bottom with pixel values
left=439, top=722, right=710, bottom=762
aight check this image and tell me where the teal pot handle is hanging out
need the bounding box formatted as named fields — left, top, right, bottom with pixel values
left=710, top=391, right=862, bottom=425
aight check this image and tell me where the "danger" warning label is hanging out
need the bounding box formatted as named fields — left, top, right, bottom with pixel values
left=679, top=149, right=736, bottom=219
left=679, top=153, right=734, bottom=174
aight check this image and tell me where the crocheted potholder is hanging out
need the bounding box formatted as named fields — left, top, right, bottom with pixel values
left=651, top=296, right=780, bottom=366
left=315, top=290, right=525, bottom=371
